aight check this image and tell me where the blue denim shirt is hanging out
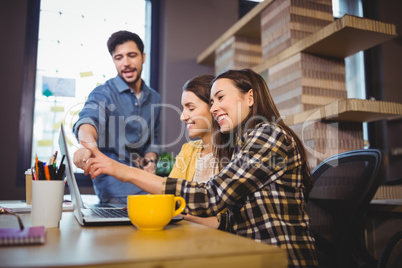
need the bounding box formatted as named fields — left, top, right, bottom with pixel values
left=73, top=75, right=161, bottom=203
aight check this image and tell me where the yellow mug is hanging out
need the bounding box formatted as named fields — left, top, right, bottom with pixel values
left=127, top=194, right=186, bottom=231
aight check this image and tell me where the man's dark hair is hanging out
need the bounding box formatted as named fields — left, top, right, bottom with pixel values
left=107, top=31, right=144, bottom=55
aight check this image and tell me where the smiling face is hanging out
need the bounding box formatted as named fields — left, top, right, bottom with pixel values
left=210, top=78, right=253, bottom=134
left=180, top=91, right=213, bottom=140
left=112, top=40, right=145, bottom=89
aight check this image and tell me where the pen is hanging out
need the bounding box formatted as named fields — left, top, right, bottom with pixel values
left=48, top=165, right=57, bottom=180
left=60, top=154, right=65, bottom=165
left=53, top=151, right=58, bottom=167
left=37, top=160, right=45, bottom=180
left=59, top=155, right=65, bottom=168
left=57, top=164, right=65, bottom=180
left=31, top=167, right=37, bottom=181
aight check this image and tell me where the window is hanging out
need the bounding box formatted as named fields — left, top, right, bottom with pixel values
left=332, top=0, right=368, bottom=145
left=31, top=0, right=150, bottom=181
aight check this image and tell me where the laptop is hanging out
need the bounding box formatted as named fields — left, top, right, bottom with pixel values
left=58, top=123, right=131, bottom=226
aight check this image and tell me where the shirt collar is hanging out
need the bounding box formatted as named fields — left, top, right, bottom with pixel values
left=114, top=75, right=150, bottom=100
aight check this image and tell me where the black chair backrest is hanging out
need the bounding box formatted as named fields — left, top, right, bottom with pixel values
left=307, top=149, right=387, bottom=267
left=377, top=231, right=402, bottom=268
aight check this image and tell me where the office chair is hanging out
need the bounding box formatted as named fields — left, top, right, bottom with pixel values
left=307, top=149, right=387, bottom=268
left=377, top=231, right=402, bottom=268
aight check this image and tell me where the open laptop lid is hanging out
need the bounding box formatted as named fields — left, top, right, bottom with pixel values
left=58, top=123, right=85, bottom=225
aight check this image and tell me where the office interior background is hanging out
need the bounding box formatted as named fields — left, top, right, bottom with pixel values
left=0, top=0, right=401, bottom=201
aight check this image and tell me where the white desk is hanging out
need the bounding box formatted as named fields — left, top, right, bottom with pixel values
left=1, top=212, right=287, bottom=268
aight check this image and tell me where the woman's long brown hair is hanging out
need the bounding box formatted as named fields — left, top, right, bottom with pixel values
left=212, top=69, right=313, bottom=193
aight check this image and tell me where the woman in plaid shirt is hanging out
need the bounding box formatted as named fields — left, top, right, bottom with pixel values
left=82, top=69, right=318, bottom=267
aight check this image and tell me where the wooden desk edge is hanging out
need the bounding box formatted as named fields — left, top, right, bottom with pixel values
left=0, top=212, right=288, bottom=268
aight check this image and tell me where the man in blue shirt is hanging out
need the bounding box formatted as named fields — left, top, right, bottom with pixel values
left=73, top=31, right=161, bottom=204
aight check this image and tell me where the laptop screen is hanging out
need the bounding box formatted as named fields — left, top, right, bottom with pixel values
left=58, top=123, right=85, bottom=223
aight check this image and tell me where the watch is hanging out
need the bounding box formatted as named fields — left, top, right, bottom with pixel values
left=145, top=159, right=157, bottom=165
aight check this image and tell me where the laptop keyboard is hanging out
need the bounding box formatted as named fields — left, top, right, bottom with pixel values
left=91, top=208, right=128, bottom=218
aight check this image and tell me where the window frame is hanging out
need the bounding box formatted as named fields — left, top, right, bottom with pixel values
left=17, top=0, right=40, bottom=187
left=17, top=0, right=159, bottom=187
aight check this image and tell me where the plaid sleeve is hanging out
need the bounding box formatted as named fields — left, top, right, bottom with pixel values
left=163, top=177, right=221, bottom=217
left=217, top=212, right=229, bottom=231
left=162, top=123, right=295, bottom=217
left=208, top=124, right=291, bottom=204
left=162, top=177, right=180, bottom=195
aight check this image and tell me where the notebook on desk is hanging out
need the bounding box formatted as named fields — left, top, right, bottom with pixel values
left=58, top=123, right=131, bottom=226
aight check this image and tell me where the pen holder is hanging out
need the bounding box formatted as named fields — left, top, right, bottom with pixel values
left=31, top=180, right=64, bottom=228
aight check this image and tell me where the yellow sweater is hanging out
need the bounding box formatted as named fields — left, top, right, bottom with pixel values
left=168, top=140, right=203, bottom=181
left=169, top=140, right=226, bottom=214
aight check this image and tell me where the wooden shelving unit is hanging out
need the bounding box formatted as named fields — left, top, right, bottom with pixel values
left=196, top=0, right=401, bottom=168
left=253, top=14, right=397, bottom=73
left=197, top=0, right=399, bottom=122
left=283, top=99, right=402, bottom=126
left=197, top=0, right=273, bottom=66
left=197, top=2, right=397, bottom=73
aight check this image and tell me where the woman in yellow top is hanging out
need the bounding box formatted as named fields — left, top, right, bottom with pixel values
left=168, top=74, right=220, bottom=229
left=169, top=74, right=216, bottom=182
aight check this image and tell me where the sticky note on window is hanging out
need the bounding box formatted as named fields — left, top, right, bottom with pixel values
left=37, top=140, right=53, bottom=147
left=80, top=71, right=93, bottom=78
left=51, top=106, right=65, bottom=112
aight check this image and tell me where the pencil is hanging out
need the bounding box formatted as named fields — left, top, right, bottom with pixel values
left=35, top=154, right=39, bottom=180
left=44, top=165, right=51, bottom=180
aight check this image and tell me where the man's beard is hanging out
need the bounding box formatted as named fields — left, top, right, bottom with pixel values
left=122, top=69, right=142, bottom=86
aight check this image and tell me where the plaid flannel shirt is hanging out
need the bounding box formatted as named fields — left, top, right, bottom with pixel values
left=163, top=122, right=318, bottom=267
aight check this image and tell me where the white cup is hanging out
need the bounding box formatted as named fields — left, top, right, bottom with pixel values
left=31, top=180, right=65, bottom=228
